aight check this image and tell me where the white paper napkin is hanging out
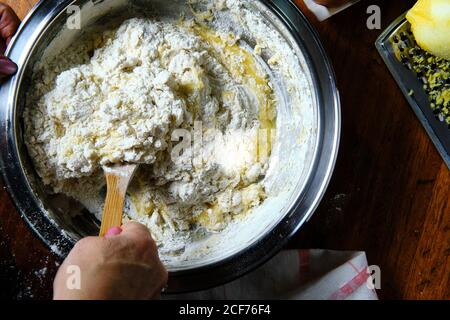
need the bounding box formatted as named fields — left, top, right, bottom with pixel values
left=167, top=249, right=379, bottom=300
left=303, top=0, right=360, bottom=21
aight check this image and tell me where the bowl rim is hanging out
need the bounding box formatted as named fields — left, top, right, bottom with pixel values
left=0, top=0, right=340, bottom=293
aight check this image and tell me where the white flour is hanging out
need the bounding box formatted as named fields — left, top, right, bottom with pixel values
left=25, top=3, right=279, bottom=259
left=25, top=0, right=316, bottom=266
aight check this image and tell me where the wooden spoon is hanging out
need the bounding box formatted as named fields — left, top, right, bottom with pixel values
left=99, top=164, right=139, bottom=237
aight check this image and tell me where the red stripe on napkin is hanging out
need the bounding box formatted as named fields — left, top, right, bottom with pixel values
left=329, top=267, right=369, bottom=300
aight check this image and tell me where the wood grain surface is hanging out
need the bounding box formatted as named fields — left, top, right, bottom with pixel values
left=0, top=0, right=448, bottom=300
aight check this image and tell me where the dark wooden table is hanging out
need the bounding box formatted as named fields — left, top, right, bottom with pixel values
left=0, top=0, right=448, bottom=300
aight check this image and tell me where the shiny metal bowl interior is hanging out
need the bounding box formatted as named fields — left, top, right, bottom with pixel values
left=0, top=0, right=340, bottom=292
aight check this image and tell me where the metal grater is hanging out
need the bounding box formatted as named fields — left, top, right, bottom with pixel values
left=376, top=14, right=450, bottom=169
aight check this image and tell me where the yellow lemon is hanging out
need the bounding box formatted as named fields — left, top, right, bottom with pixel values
left=406, top=0, right=450, bottom=60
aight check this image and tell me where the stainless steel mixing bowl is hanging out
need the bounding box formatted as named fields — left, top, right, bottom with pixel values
left=0, top=0, right=340, bottom=292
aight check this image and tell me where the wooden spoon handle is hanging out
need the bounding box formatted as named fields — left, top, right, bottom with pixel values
left=99, top=174, right=127, bottom=237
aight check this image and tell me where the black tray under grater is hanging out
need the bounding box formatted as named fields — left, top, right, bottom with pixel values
left=375, top=13, right=450, bottom=169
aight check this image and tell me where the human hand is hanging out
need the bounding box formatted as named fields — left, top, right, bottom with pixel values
left=53, top=222, right=168, bottom=300
left=314, top=0, right=351, bottom=7
left=0, top=3, right=20, bottom=80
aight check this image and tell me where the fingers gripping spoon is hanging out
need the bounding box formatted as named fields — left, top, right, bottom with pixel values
left=99, top=164, right=138, bottom=237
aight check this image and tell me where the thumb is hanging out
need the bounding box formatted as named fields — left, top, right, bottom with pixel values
left=0, top=55, right=17, bottom=77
